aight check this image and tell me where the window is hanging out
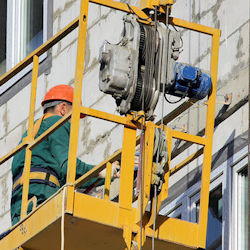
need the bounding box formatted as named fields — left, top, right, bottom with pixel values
left=0, top=0, right=7, bottom=76
left=158, top=145, right=248, bottom=250
left=0, top=0, right=52, bottom=98
left=195, top=185, right=223, bottom=250
left=232, top=158, right=248, bottom=250
left=237, top=168, right=248, bottom=250
left=18, top=0, right=44, bottom=61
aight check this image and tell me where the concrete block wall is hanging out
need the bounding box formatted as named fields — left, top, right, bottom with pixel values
left=0, top=0, right=248, bottom=236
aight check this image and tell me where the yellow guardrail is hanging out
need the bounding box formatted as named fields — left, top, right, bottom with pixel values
left=0, top=0, right=220, bottom=248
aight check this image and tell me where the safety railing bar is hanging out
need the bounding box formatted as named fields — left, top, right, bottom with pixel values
left=170, top=147, right=204, bottom=176
left=0, top=17, right=79, bottom=87
left=0, top=142, right=27, bottom=165
left=170, top=130, right=206, bottom=145
left=28, top=112, right=72, bottom=150
left=74, top=149, right=122, bottom=187
left=81, top=107, right=139, bottom=129
left=20, top=55, right=40, bottom=219
left=90, top=0, right=150, bottom=21
left=169, top=17, right=221, bottom=36
left=104, top=162, right=112, bottom=200
left=1, top=113, right=71, bottom=165
left=156, top=99, right=197, bottom=125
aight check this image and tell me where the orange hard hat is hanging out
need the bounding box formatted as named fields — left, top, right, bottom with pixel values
left=42, top=84, right=85, bottom=118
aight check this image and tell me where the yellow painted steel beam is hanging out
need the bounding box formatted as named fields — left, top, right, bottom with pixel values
left=74, top=150, right=121, bottom=188
left=145, top=215, right=199, bottom=247
left=170, top=148, right=204, bottom=176
left=104, top=162, right=112, bottom=200
left=80, top=106, right=138, bottom=129
left=20, top=55, right=39, bottom=219
left=197, top=30, right=220, bottom=248
left=90, top=0, right=150, bottom=21
left=28, top=112, right=72, bottom=150
left=140, top=0, right=174, bottom=14
left=73, top=192, right=201, bottom=248
left=0, top=191, right=63, bottom=250
left=170, top=130, right=206, bottom=145
left=118, top=126, right=136, bottom=249
left=73, top=192, right=130, bottom=228
left=170, top=17, right=220, bottom=36
left=74, top=160, right=107, bottom=187
left=73, top=192, right=202, bottom=248
left=66, top=0, right=90, bottom=214
left=0, top=141, right=26, bottom=165
left=0, top=101, right=70, bottom=164
left=119, top=127, right=137, bottom=210
left=136, top=121, right=155, bottom=223
left=0, top=18, right=79, bottom=87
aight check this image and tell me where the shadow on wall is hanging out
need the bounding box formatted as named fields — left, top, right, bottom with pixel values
left=187, top=129, right=235, bottom=190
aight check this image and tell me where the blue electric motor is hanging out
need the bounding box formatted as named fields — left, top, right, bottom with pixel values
left=166, top=62, right=212, bottom=100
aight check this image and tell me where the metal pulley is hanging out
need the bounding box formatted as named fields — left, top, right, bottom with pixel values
left=99, top=14, right=212, bottom=120
left=152, top=128, right=168, bottom=191
left=99, top=14, right=161, bottom=120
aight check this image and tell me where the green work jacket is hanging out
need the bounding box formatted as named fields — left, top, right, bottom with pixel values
left=11, top=115, right=101, bottom=225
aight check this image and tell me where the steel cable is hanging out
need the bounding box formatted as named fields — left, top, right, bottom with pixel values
left=152, top=5, right=170, bottom=250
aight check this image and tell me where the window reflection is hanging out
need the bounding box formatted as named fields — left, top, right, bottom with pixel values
left=0, top=0, right=7, bottom=75
left=196, top=185, right=222, bottom=250
left=238, top=168, right=248, bottom=250
left=20, top=0, right=43, bottom=60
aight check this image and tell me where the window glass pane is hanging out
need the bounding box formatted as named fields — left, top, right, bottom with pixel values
left=0, top=0, right=7, bottom=75
left=238, top=168, right=248, bottom=250
left=20, top=0, right=43, bottom=60
left=195, top=185, right=222, bottom=250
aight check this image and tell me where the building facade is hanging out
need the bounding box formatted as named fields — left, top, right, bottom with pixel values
left=0, top=0, right=249, bottom=249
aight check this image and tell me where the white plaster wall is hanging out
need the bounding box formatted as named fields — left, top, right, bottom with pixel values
left=0, top=0, right=248, bottom=235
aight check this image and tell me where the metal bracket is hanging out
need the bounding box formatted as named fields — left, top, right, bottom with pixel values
left=204, top=93, right=232, bottom=105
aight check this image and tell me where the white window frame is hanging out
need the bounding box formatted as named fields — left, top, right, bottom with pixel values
left=231, top=153, right=248, bottom=250
left=0, top=0, right=49, bottom=94
left=159, top=145, right=248, bottom=250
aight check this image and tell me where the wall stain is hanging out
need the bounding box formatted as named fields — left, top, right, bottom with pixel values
left=84, top=31, right=91, bottom=70
left=2, top=104, right=9, bottom=135
left=0, top=177, right=9, bottom=212
left=84, top=58, right=98, bottom=74
left=54, top=0, right=77, bottom=22
left=64, top=0, right=78, bottom=12
left=236, top=35, right=244, bottom=59
left=79, top=120, right=119, bottom=157
left=81, top=118, right=92, bottom=152
left=103, top=141, right=112, bottom=159
left=82, top=131, right=111, bottom=155
left=191, top=0, right=223, bottom=29
left=217, top=60, right=247, bottom=89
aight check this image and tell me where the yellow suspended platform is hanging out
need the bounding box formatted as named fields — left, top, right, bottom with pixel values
left=0, top=0, right=220, bottom=249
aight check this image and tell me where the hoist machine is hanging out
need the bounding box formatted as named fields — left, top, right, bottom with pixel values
left=0, top=0, right=220, bottom=249
left=99, top=14, right=211, bottom=119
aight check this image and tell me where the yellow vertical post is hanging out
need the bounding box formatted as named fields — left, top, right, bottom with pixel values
left=119, top=126, right=136, bottom=209
left=135, top=122, right=155, bottom=248
left=118, top=126, right=136, bottom=249
left=142, top=122, right=155, bottom=213
left=198, top=30, right=220, bottom=247
left=159, top=127, right=171, bottom=201
left=20, top=55, right=39, bottom=219
left=136, top=122, right=154, bottom=222
left=66, top=0, right=90, bottom=213
left=104, top=162, right=112, bottom=200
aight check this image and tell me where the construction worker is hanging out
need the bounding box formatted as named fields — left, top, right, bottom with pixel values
left=11, top=84, right=119, bottom=225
